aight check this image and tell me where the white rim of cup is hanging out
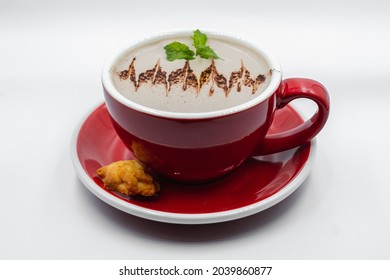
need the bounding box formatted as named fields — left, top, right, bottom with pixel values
left=101, top=30, right=282, bottom=119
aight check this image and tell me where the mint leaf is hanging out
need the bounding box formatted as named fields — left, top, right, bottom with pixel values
left=164, top=42, right=195, bottom=61
left=164, top=30, right=221, bottom=61
left=192, top=29, right=220, bottom=59
left=192, top=29, right=208, bottom=55
left=196, top=45, right=220, bottom=59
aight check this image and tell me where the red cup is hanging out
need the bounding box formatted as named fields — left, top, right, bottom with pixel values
left=102, top=31, right=330, bottom=183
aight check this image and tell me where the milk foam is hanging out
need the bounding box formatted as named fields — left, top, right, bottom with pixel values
left=111, top=36, right=272, bottom=113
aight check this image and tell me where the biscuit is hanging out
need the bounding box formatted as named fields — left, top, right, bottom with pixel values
left=96, top=160, right=159, bottom=197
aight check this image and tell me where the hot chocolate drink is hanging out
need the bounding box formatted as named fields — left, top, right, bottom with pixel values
left=102, top=30, right=330, bottom=183
left=109, top=33, right=273, bottom=113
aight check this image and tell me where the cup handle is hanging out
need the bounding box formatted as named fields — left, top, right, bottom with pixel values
left=255, top=78, right=330, bottom=155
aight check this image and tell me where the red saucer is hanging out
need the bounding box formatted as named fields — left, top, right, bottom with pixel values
left=72, top=103, right=314, bottom=224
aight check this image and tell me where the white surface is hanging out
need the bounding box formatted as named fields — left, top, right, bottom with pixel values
left=1, top=0, right=389, bottom=259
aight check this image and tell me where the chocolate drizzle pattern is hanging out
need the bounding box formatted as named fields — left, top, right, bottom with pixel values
left=119, top=57, right=137, bottom=87
left=168, top=60, right=198, bottom=93
left=119, top=59, right=270, bottom=96
left=199, top=60, right=228, bottom=96
left=136, top=59, right=168, bottom=94
left=228, top=60, right=266, bottom=95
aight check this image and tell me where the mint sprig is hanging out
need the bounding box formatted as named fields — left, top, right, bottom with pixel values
left=164, top=30, right=220, bottom=61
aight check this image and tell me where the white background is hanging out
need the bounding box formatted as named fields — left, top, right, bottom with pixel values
left=1, top=0, right=389, bottom=259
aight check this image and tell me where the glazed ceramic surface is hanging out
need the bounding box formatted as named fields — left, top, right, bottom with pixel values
left=102, top=31, right=328, bottom=183
left=72, top=103, right=315, bottom=224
